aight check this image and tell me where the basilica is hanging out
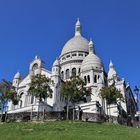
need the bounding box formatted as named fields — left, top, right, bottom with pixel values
left=7, top=19, right=137, bottom=121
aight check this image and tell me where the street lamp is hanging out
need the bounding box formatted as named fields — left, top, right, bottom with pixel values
left=134, top=86, right=139, bottom=110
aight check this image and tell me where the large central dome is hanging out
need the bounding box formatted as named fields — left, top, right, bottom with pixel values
left=60, top=19, right=89, bottom=57
left=61, top=35, right=89, bottom=56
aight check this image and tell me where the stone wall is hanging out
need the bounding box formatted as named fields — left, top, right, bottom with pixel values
left=0, top=111, right=130, bottom=126
left=3, top=111, right=64, bottom=122
left=3, top=111, right=104, bottom=122
left=81, top=112, right=106, bottom=122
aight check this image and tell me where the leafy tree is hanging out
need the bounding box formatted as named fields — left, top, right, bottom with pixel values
left=28, top=74, right=53, bottom=119
left=61, top=76, right=91, bottom=120
left=28, top=74, right=53, bottom=102
left=0, top=79, right=19, bottom=106
left=0, top=79, right=19, bottom=121
left=100, top=85, right=124, bottom=104
left=99, top=85, right=124, bottom=118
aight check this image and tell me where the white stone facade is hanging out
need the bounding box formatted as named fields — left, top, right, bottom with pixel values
left=7, top=19, right=137, bottom=118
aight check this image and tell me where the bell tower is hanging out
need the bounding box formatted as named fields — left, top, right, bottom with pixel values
left=29, top=56, right=44, bottom=77
left=51, top=58, right=61, bottom=111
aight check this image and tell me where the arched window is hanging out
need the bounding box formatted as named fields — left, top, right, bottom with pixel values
left=84, top=76, right=87, bottom=84
left=87, top=75, right=90, bottom=83
left=78, top=68, right=81, bottom=74
left=66, top=69, right=70, bottom=79
left=32, top=63, right=38, bottom=71
left=72, top=68, right=76, bottom=76
left=61, top=71, right=64, bottom=79
left=94, top=75, right=97, bottom=83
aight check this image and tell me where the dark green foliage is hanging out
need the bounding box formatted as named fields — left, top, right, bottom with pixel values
left=100, top=85, right=124, bottom=104
left=28, top=74, right=53, bottom=102
left=0, top=79, right=19, bottom=105
left=61, top=76, right=91, bottom=104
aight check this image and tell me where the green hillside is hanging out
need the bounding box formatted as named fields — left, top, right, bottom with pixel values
left=0, top=121, right=140, bottom=140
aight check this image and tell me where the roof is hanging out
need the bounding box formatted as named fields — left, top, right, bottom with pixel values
left=61, top=35, right=89, bottom=56
left=60, top=19, right=89, bottom=56
left=81, top=53, right=103, bottom=71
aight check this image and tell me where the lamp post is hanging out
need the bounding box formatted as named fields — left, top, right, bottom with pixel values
left=134, top=86, right=139, bottom=111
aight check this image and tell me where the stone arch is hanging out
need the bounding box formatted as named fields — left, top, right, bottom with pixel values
left=32, top=63, right=39, bottom=71
left=84, top=76, right=87, bottom=84
left=78, top=68, right=81, bottom=74
left=87, top=75, right=90, bottom=83
left=72, top=68, right=76, bottom=76
left=94, top=75, right=97, bottom=83
left=61, top=71, right=64, bottom=79
left=66, top=69, right=70, bottom=79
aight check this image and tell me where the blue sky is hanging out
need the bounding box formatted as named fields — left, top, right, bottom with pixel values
left=0, top=0, right=140, bottom=95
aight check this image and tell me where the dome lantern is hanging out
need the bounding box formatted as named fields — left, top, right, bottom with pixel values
left=109, top=60, right=114, bottom=68
left=89, top=38, right=95, bottom=54
left=75, top=18, right=82, bottom=36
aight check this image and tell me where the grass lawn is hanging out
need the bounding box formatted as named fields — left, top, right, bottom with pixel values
left=0, top=121, right=140, bottom=140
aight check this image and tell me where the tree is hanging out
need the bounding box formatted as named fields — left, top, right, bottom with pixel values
left=0, top=79, right=19, bottom=121
left=28, top=74, right=53, bottom=119
left=0, top=79, right=19, bottom=105
left=61, top=76, right=91, bottom=120
left=99, top=85, right=124, bottom=119
left=100, top=85, right=124, bottom=104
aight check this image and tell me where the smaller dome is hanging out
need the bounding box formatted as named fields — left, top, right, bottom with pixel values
left=14, top=72, right=21, bottom=79
left=81, top=39, right=103, bottom=71
left=81, top=53, right=103, bottom=71
left=53, top=59, right=60, bottom=66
